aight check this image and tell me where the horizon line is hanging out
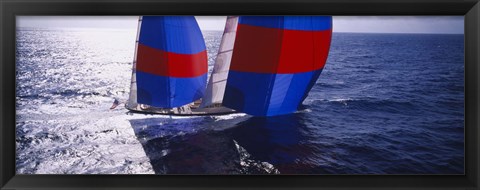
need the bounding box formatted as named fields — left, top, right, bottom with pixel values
left=16, top=26, right=464, bottom=35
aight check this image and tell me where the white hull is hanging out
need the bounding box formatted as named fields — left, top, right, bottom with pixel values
left=126, top=103, right=236, bottom=116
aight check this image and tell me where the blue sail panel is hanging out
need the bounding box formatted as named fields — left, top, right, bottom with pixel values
left=136, top=72, right=207, bottom=108
left=135, top=16, right=207, bottom=108
left=238, top=16, right=332, bottom=31
left=138, top=16, right=206, bottom=54
left=223, top=69, right=323, bottom=116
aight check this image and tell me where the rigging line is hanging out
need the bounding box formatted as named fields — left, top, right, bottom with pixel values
left=212, top=79, right=228, bottom=84
left=217, top=49, right=234, bottom=54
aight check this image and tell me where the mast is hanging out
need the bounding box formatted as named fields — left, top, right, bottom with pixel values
left=200, top=16, right=239, bottom=108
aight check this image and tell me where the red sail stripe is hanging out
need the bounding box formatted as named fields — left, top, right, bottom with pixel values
left=136, top=44, right=208, bottom=78
left=230, top=24, right=332, bottom=74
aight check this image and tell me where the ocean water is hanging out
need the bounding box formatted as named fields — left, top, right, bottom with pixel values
left=16, top=28, right=464, bottom=174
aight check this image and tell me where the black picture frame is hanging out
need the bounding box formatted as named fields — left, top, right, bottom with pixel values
left=1, top=0, right=479, bottom=189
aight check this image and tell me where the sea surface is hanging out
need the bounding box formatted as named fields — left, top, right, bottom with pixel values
left=16, top=28, right=464, bottom=174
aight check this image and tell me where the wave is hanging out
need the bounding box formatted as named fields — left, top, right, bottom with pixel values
left=306, top=98, right=418, bottom=114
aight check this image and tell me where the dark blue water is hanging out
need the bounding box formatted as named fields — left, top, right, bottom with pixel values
left=128, top=33, right=464, bottom=174
left=16, top=29, right=464, bottom=174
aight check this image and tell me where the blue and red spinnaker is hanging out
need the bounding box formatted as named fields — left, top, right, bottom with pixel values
left=223, top=16, right=333, bottom=116
left=135, top=16, right=208, bottom=108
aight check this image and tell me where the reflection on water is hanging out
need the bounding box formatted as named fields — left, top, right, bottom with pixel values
left=230, top=114, right=311, bottom=174
left=137, top=129, right=241, bottom=174
left=128, top=114, right=315, bottom=174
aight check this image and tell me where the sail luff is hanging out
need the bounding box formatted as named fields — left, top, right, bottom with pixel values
left=200, top=16, right=239, bottom=108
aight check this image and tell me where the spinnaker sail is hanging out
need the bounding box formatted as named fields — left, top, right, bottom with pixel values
left=132, top=16, right=208, bottom=108
left=200, top=16, right=239, bottom=108
left=222, top=16, right=332, bottom=116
